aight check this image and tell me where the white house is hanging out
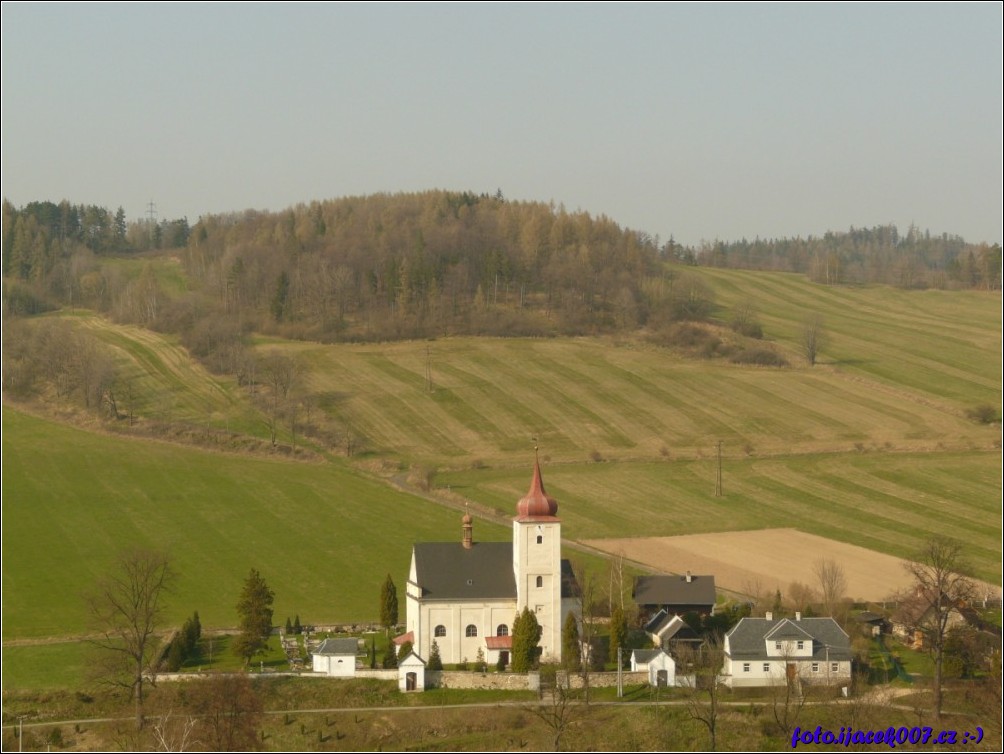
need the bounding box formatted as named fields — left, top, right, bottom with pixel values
left=404, top=459, right=580, bottom=667
left=311, top=637, right=359, bottom=677
left=722, top=614, right=852, bottom=688
left=630, top=648, right=676, bottom=687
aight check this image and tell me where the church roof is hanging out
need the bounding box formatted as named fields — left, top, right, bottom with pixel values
left=516, top=459, right=559, bottom=521
left=412, top=542, right=517, bottom=601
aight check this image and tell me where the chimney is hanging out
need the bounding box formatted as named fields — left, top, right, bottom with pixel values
left=462, top=508, right=473, bottom=550
left=795, top=611, right=801, bottom=621
left=765, top=611, right=773, bottom=621
left=686, top=571, right=692, bottom=583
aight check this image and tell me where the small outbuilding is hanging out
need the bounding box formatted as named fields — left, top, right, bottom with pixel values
left=630, top=648, right=676, bottom=687
left=312, top=638, right=359, bottom=677
left=399, top=651, right=427, bottom=692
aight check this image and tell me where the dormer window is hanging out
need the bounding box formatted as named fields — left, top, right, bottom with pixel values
left=796, top=640, right=804, bottom=650
left=774, top=641, right=782, bottom=651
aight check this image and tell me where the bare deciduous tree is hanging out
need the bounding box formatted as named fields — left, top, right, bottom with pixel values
left=87, top=549, right=174, bottom=728
left=813, top=558, right=847, bottom=616
left=527, top=667, right=580, bottom=752
left=900, top=536, right=975, bottom=720
left=679, top=636, right=725, bottom=751
left=768, top=644, right=808, bottom=738
left=188, top=673, right=263, bottom=751
left=801, top=313, right=825, bottom=366
left=151, top=709, right=199, bottom=752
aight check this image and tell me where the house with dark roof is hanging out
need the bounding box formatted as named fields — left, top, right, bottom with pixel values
left=722, top=614, right=852, bottom=688
left=311, top=637, right=359, bottom=677
left=633, top=572, right=716, bottom=620
left=644, top=609, right=704, bottom=651
left=404, top=459, right=580, bottom=667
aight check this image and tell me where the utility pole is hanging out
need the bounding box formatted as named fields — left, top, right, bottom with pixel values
left=147, top=199, right=157, bottom=247
left=715, top=440, right=723, bottom=497
left=617, top=647, right=623, bottom=698
left=425, top=344, right=433, bottom=392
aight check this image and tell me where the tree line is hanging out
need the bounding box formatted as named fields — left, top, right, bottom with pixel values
left=692, top=223, right=1001, bottom=291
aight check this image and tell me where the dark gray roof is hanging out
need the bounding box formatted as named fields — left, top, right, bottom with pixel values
left=725, top=618, right=851, bottom=661
left=633, top=574, right=716, bottom=608
left=560, top=559, right=580, bottom=600
left=412, top=542, right=516, bottom=601
left=631, top=649, right=666, bottom=664
left=644, top=609, right=672, bottom=634
left=764, top=619, right=813, bottom=641
left=855, top=611, right=885, bottom=624
left=315, top=638, right=359, bottom=655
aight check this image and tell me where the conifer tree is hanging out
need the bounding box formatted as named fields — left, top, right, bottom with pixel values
left=511, top=607, right=542, bottom=672
left=428, top=639, right=443, bottom=671
left=380, top=575, right=398, bottom=630
left=562, top=612, right=581, bottom=671
left=233, top=568, right=274, bottom=665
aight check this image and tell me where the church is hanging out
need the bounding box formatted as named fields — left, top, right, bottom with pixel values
left=403, top=458, right=580, bottom=667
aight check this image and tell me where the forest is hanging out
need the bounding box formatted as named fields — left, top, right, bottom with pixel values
left=2, top=190, right=1000, bottom=413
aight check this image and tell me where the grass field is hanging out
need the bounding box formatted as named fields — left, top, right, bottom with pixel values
left=0, top=407, right=510, bottom=639
left=439, top=451, right=1001, bottom=584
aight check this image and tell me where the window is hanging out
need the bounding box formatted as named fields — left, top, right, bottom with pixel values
left=434, top=625, right=446, bottom=637
left=763, top=663, right=770, bottom=673
left=465, top=624, right=478, bottom=637
left=536, top=576, right=543, bottom=588
left=774, top=641, right=782, bottom=651
left=496, top=624, right=508, bottom=637
left=831, top=662, right=838, bottom=673
left=811, top=663, right=819, bottom=673
left=742, top=663, right=750, bottom=673
left=536, top=535, right=543, bottom=544
left=796, top=641, right=804, bottom=650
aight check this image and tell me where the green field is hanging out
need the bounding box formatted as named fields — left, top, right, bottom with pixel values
left=439, top=451, right=1001, bottom=584
left=3, top=272, right=1000, bottom=665
left=1, top=408, right=510, bottom=639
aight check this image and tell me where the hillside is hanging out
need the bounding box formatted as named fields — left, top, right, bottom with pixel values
left=2, top=240, right=1000, bottom=654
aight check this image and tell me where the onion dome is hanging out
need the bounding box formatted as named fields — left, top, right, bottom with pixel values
left=516, top=460, right=559, bottom=519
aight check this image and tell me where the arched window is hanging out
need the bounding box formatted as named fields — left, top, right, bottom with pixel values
left=465, top=624, right=478, bottom=637
left=434, top=625, right=446, bottom=637
left=536, top=535, right=543, bottom=544
left=496, top=624, right=509, bottom=636
left=536, top=575, right=543, bottom=588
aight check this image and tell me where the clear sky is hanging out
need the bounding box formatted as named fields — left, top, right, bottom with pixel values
left=2, top=3, right=1001, bottom=247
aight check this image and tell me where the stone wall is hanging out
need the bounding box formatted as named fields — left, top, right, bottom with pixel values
left=420, top=670, right=649, bottom=690
left=430, top=670, right=530, bottom=690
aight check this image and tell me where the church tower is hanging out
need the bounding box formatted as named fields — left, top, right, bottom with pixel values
left=512, top=456, right=563, bottom=661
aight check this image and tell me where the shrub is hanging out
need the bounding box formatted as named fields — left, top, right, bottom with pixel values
left=966, top=404, right=1000, bottom=424
left=730, top=348, right=789, bottom=367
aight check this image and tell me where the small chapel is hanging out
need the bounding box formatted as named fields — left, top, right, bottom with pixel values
left=402, top=458, right=580, bottom=667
